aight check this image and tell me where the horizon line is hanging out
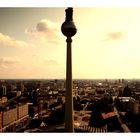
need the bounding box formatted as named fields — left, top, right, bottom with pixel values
left=1, top=78, right=140, bottom=80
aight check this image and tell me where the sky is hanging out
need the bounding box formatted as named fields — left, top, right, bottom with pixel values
left=1, top=7, right=140, bottom=79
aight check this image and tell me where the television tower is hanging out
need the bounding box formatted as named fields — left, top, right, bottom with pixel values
left=61, top=8, right=77, bottom=132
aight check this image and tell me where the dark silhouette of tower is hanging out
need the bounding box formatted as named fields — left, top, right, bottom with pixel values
left=61, top=7, right=77, bottom=132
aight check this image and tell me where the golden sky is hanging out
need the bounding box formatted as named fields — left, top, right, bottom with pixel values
left=0, top=8, right=140, bottom=79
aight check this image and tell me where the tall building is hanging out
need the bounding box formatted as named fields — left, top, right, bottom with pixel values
left=0, top=85, right=7, bottom=96
left=2, top=86, right=7, bottom=96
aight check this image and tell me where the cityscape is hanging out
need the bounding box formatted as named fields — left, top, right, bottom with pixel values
left=1, top=78, right=140, bottom=132
left=1, top=7, right=140, bottom=134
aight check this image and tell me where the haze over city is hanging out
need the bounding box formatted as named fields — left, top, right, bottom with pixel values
left=1, top=8, right=140, bottom=79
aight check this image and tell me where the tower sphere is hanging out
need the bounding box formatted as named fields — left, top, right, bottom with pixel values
left=61, top=8, right=77, bottom=37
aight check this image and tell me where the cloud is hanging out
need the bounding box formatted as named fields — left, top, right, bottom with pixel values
left=26, top=19, right=62, bottom=44
left=0, top=33, right=35, bottom=48
left=104, top=31, right=124, bottom=41
left=44, top=59, right=58, bottom=65
left=36, top=19, right=59, bottom=33
left=0, top=56, right=22, bottom=68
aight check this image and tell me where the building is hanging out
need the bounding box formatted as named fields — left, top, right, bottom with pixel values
left=0, top=85, right=7, bottom=97
left=122, top=85, right=132, bottom=97
left=129, top=98, right=139, bottom=115
left=0, top=103, right=29, bottom=132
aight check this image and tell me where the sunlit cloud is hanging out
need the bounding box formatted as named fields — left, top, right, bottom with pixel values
left=0, top=33, right=35, bottom=48
left=104, top=31, right=124, bottom=41
left=0, top=56, right=22, bottom=68
left=37, top=19, right=58, bottom=32
left=25, top=19, right=62, bottom=44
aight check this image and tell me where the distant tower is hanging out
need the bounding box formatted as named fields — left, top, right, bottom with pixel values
left=122, top=79, right=125, bottom=83
left=54, top=79, right=58, bottom=90
left=118, top=79, right=121, bottom=83
left=61, top=7, right=77, bottom=132
left=1, top=85, right=7, bottom=96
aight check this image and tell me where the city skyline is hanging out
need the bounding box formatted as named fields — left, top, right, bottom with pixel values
left=1, top=8, right=140, bottom=79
